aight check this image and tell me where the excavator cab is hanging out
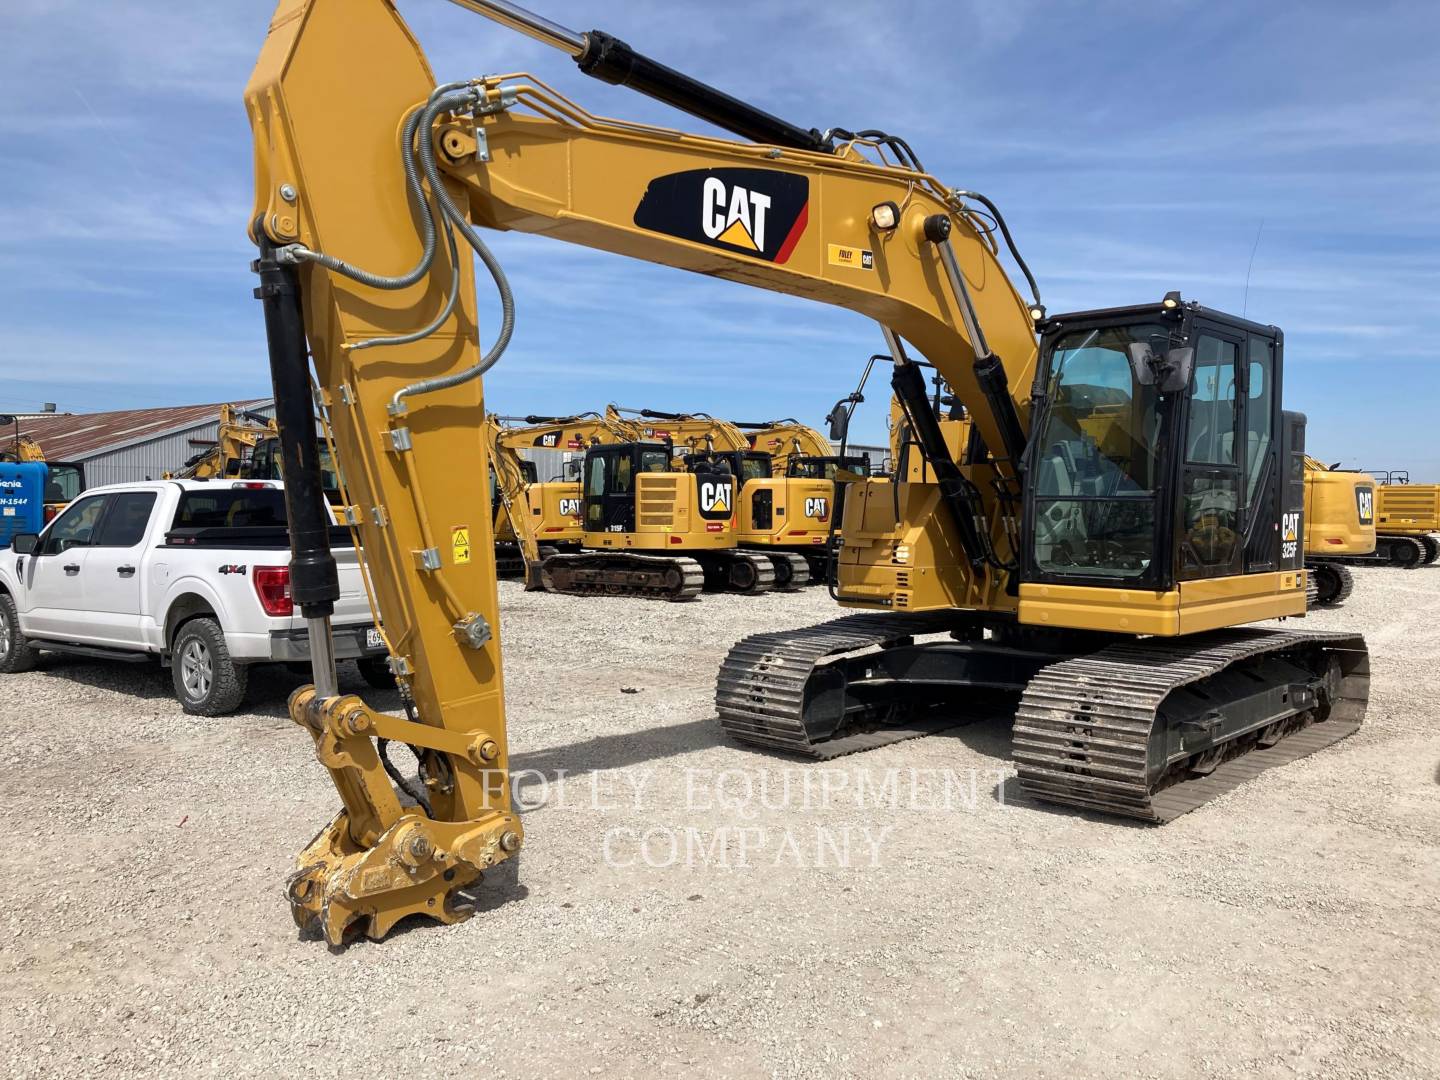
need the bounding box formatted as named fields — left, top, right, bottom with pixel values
left=581, top=442, right=675, bottom=534
left=1020, top=298, right=1304, bottom=634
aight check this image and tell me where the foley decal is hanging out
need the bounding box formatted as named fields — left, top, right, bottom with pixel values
left=452, top=525, right=472, bottom=565
left=827, top=244, right=873, bottom=270
left=633, top=168, right=808, bottom=264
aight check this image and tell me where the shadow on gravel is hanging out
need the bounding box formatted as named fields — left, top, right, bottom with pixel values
left=22, top=652, right=402, bottom=720
left=511, top=717, right=722, bottom=779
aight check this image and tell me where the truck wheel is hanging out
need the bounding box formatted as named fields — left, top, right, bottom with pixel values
left=0, top=592, right=39, bottom=674
left=356, top=656, right=396, bottom=689
left=171, top=617, right=248, bottom=716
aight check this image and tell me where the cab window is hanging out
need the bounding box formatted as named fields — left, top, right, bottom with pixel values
left=40, top=494, right=108, bottom=554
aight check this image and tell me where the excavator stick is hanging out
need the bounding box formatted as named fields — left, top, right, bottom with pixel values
left=249, top=0, right=521, bottom=943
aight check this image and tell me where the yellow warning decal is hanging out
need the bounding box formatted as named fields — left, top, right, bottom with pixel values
left=452, top=525, right=471, bottom=565
left=828, top=244, right=874, bottom=270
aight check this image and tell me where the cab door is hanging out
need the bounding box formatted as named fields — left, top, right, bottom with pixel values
left=1177, top=328, right=1245, bottom=580
left=583, top=447, right=637, bottom=534
left=1240, top=333, right=1281, bottom=571
left=19, top=493, right=109, bottom=639
left=79, top=490, right=157, bottom=647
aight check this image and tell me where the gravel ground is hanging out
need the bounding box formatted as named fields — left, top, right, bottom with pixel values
left=2, top=565, right=1438, bottom=1078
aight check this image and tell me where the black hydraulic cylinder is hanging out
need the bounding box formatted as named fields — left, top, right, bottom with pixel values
left=639, top=408, right=687, bottom=420
left=252, top=240, right=339, bottom=619
left=891, top=361, right=987, bottom=569
left=972, top=353, right=1029, bottom=472
left=577, top=30, right=832, bottom=154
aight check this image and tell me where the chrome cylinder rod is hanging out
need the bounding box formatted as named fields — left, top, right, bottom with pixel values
left=444, top=0, right=585, bottom=56
left=307, top=615, right=339, bottom=699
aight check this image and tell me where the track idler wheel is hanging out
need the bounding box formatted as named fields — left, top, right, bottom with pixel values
left=1388, top=537, right=1425, bottom=568
left=1420, top=536, right=1440, bottom=565
left=1310, top=563, right=1353, bottom=607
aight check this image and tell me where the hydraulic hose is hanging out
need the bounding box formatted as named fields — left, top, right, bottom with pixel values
left=952, top=189, right=1042, bottom=312
left=392, top=86, right=517, bottom=410
left=277, top=81, right=471, bottom=288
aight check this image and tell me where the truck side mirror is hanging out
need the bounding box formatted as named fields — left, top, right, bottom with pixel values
left=11, top=533, right=38, bottom=555
left=827, top=402, right=849, bottom=443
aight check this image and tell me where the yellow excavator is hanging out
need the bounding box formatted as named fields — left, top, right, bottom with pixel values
left=487, top=413, right=628, bottom=574
left=616, top=406, right=827, bottom=587
left=167, top=403, right=273, bottom=479
left=1368, top=471, right=1440, bottom=566
left=247, top=0, right=1368, bottom=943
left=1300, top=457, right=1376, bottom=604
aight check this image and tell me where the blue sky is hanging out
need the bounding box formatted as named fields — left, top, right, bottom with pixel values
left=1, top=0, right=1436, bottom=466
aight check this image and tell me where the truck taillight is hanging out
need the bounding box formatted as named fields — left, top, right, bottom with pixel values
left=232, top=481, right=274, bottom=489
left=253, top=566, right=293, bottom=616
left=43, top=505, right=59, bottom=524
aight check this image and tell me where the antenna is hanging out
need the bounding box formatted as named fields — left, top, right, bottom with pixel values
left=1242, top=217, right=1266, bottom=317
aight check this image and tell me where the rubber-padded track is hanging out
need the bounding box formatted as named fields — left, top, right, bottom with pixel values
left=716, top=611, right=975, bottom=758
left=1012, top=628, right=1369, bottom=822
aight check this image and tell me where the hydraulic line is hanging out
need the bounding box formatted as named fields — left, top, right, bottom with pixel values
left=951, top=189, right=1042, bottom=313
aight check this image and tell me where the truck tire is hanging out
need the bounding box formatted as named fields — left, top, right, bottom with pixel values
left=171, top=617, right=248, bottom=716
left=0, top=592, right=39, bottom=674
left=356, top=656, right=396, bottom=689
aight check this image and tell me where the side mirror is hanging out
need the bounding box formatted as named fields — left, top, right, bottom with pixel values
left=1127, top=343, right=1194, bottom=394
left=826, top=401, right=850, bottom=443
left=11, top=533, right=38, bottom=555
left=1126, top=342, right=1157, bottom=386
left=1161, top=346, right=1195, bottom=393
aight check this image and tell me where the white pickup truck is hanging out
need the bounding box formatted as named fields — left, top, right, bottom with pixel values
left=0, top=479, right=388, bottom=715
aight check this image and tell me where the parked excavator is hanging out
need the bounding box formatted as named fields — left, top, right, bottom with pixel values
left=1368, top=471, right=1440, bottom=566
left=166, top=403, right=273, bottom=480
left=616, top=406, right=828, bottom=586
left=248, top=0, right=1368, bottom=943
left=1300, top=457, right=1375, bottom=604
left=488, top=413, right=627, bottom=573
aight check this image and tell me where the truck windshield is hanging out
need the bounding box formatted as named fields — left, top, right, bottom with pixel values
left=1029, top=323, right=1168, bottom=579
left=174, top=489, right=289, bottom=528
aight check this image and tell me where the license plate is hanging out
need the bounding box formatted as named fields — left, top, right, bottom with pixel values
left=365, top=628, right=384, bottom=650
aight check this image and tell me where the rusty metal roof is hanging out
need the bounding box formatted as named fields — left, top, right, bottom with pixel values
left=5, top=400, right=272, bottom=462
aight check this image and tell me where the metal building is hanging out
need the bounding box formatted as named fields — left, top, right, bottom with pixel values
left=9, top=400, right=275, bottom=487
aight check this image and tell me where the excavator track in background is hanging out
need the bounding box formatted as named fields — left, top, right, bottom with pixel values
left=763, top=552, right=811, bottom=591
left=1306, top=561, right=1356, bottom=607
left=698, top=550, right=777, bottom=595
left=1013, top=628, right=1368, bottom=822
left=541, top=553, right=705, bottom=601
